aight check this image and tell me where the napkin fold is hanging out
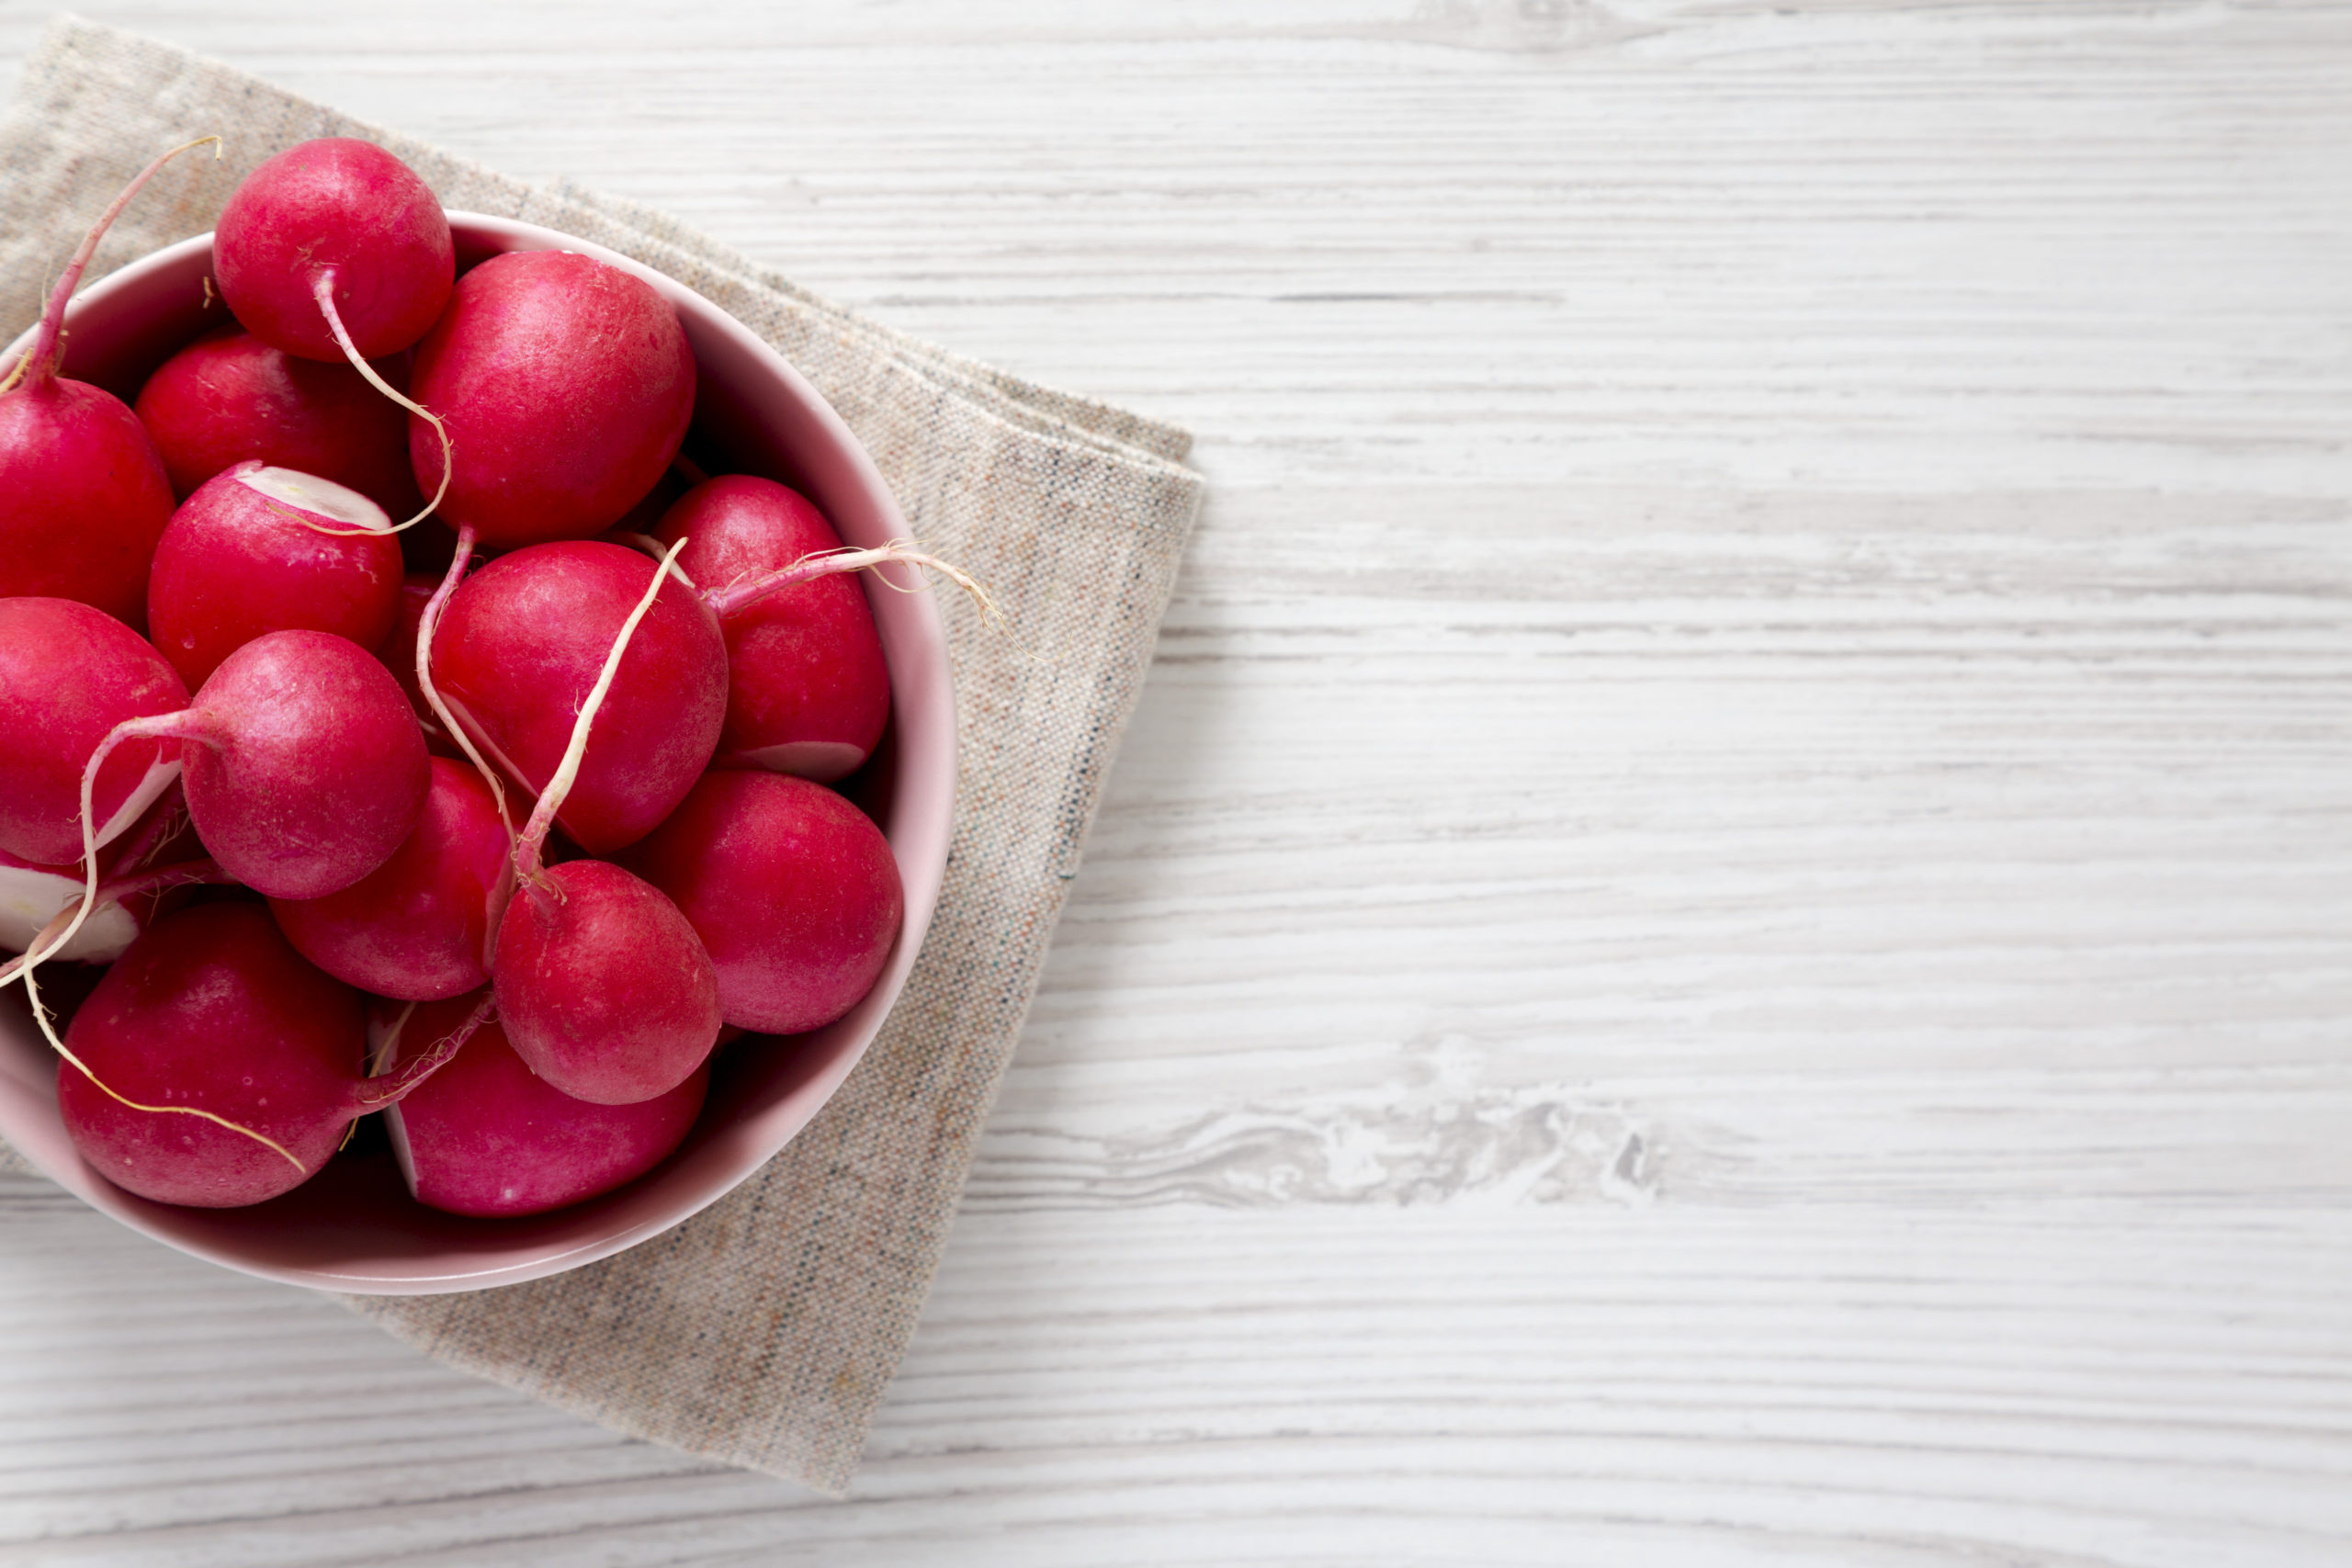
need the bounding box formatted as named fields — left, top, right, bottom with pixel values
left=0, top=14, right=1202, bottom=1495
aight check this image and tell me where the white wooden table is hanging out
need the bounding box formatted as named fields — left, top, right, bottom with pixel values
left=6, top=3, right=2350, bottom=1562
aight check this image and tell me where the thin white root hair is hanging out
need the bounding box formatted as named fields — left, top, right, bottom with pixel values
left=514, top=537, right=692, bottom=889
left=301, top=268, right=453, bottom=535
left=22, top=965, right=307, bottom=1175
left=706, top=538, right=1001, bottom=626
left=414, top=525, right=515, bottom=841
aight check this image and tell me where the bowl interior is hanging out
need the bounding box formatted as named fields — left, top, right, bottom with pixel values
left=0, top=215, right=954, bottom=1292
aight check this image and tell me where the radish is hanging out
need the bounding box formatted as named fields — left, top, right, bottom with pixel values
left=56, top=904, right=480, bottom=1208
left=145, top=461, right=403, bottom=689
left=0, top=791, right=211, bottom=968
left=406, top=250, right=695, bottom=549
left=488, top=540, right=721, bottom=1105
left=0, top=140, right=214, bottom=627
left=656, top=476, right=888, bottom=782
left=623, top=770, right=903, bottom=1036
left=0, top=599, right=187, bottom=866
left=212, top=138, right=455, bottom=527
left=430, top=541, right=726, bottom=854
left=269, top=757, right=512, bottom=1001
left=78, top=629, right=428, bottom=902
left=373, top=993, right=707, bottom=1217
left=493, top=857, right=719, bottom=1104
left=134, top=324, right=425, bottom=520
left=0, top=847, right=148, bottom=966
left=215, top=139, right=453, bottom=363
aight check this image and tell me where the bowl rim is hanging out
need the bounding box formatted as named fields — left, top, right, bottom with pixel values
left=0, top=212, right=956, bottom=1292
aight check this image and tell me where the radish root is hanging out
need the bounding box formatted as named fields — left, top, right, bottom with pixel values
left=704, top=538, right=1000, bottom=626
left=514, top=537, right=693, bottom=899
left=302, top=270, right=453, bottom=535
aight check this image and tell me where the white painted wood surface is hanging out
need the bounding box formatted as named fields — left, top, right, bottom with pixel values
left=6, top=1, right=2351, bottom=1561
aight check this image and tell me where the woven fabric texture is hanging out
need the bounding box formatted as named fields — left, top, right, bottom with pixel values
left=0, top=15, right=1202, bottom=1495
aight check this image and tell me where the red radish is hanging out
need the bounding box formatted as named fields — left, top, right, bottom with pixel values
left=624, top=770, right=903, bottom=1036
left=81, top=630, right=428, bottom=901
left=134, top=324, right=425, bottom=519
left=656, top=477, right=888, bottom=782
left=0, top=599, right=187, bottom=866
left=489, top=539, right=721, bottom=1104
left=0, top=140, right=212, bottom=627
left=214, top=139, right=452, bottom=363
left=431, top=541, right=726, bottom=854
left=145, top=461, right=402, bottom=689
left=494, top=860, right=720, bottom=1106
left=407, top=250, right=695, bottom=549
left=212, top=138, right=455, bottom=527
left=56, top=904, right=479, bottom=1208
left=269, top=757, right=512, bottom=1000
left=370, top=994, right=707, bottom=1218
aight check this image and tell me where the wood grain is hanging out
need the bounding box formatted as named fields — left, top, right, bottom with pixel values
left=4, top=1, right=2350, bottom=1562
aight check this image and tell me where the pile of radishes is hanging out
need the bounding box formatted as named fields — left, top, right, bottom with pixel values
left=0, top=137, right=971, bottom=1218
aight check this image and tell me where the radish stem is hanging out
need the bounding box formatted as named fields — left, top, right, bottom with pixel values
left=1, top=135, right=221, bottom=394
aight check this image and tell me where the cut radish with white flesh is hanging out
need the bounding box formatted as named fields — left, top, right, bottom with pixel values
left=146, top=459, right=403, bottom=690
left=232, top=465, right=390, bottom=530
left=0, top=860, right=139, bottom=963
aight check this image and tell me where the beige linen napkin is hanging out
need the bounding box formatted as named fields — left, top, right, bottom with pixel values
left=0, top=15, right=1202, bottom=1495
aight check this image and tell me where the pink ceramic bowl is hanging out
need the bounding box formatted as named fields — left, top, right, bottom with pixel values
left=0, top=215, right=955, bottom=1293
